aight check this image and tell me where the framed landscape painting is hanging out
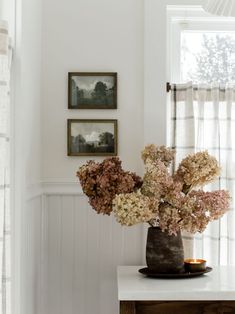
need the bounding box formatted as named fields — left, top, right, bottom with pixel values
left=68, top=72, right=117, bottom=109
left=67, top=119, right=118, bottom=156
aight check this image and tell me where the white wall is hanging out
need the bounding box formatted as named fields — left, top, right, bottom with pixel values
left=42, top=194, right=143, bottom=314
left=144, top=0, right=203, bottom=145
left=41, top=1, right=145, bottom=314
left=42, top=0, right=145, bottom=183
left=14, top=0, right=42, bottom=207
left=39, top=1, right=206, bottom=314
left=21, top=196, right=43, bottom=314
left=12, top=0, right=206, bottom=314
left=22, top=0, right=42, bottom=187
left=13, top=0, right=42, bottom=312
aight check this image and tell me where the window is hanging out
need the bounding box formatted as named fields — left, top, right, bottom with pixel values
left=167, top=7, right=235, bottom=267
left=167, top=6, right=235, bottom=84
left=181, top=32, right=235, bottom=83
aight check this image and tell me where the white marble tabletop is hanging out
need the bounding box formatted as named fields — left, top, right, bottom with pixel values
left=117, top=266, right=235, bottom=301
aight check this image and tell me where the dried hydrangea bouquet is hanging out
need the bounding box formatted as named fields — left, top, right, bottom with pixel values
left=77, top=145, right=230, bottom=273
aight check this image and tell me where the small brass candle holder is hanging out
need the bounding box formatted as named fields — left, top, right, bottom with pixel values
left=184, top=259, right=207, bottom=273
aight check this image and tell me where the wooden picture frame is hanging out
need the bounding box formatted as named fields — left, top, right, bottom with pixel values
left=68, top=72, right=117, bottom=109
left=67, top=119, right=118, bottom=156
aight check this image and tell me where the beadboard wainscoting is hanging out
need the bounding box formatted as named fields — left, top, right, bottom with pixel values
left=22, top=194, right=45, bottom=314
left=25, top=183, right=144, bottom=314
left=22, top=182, right=194, bottom=314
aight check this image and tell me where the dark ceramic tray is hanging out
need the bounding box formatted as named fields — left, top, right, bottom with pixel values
left=138, top=267, right=212, bottom=279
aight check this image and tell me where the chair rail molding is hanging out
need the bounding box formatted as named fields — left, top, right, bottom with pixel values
left=42, top=179, right=83, bottom=195
left=26, top=179, right=83, bottom=199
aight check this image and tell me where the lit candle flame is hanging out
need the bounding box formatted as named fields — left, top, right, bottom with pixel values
left=185, top=259, right=206, bottom=264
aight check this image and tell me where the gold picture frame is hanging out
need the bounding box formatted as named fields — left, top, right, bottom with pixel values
left=68, top=72, right=117, bottom=109
left=67, top=119, right=118, bottom=156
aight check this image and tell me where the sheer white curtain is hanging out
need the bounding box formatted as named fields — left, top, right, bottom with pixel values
left=171, top=82, right=235, bottom=266
left=0, top=20, right=11, bottom=314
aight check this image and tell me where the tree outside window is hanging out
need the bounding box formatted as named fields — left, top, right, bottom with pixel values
left=181, top=32, right=235, bottom=84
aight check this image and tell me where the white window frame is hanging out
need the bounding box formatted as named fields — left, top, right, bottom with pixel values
left=167, top=6, right=235, bottom=83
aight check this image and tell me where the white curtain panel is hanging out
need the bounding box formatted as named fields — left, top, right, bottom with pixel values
left=171, top=83, right=235, bottom=266
left=204, top=0, right=235, bottom=17
left=0, top=20, right=11, bottom=314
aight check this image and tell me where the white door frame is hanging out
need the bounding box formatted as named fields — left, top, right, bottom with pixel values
left=143, top=0, right=203, bottom=145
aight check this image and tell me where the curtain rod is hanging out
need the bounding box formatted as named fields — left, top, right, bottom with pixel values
left=166, top=82, right=233, bottom=93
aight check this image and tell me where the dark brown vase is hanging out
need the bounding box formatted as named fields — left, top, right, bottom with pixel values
left=146, top=227, right=185, bottom=273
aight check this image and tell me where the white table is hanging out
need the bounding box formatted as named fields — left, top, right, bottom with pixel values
left=117, top=266, right=235, bottom=314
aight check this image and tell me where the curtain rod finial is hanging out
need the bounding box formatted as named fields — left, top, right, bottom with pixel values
left=167, top=82, right=171, bottom=93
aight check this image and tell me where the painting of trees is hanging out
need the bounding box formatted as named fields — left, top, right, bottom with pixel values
left=69, top=73, right=117, bottom=109
left=68, top=120, right=117, bottom=156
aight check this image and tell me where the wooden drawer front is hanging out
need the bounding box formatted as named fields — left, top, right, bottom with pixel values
left=120, top=301, right=235, bottom=314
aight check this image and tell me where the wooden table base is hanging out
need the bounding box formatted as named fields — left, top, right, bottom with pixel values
left=120, top=301, right=235, bottom=314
